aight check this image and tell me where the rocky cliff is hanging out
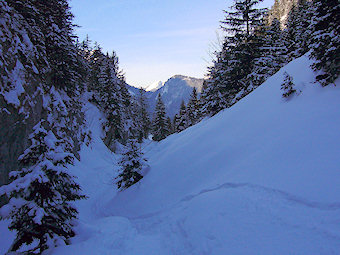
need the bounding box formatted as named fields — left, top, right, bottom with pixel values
left=269, top=0, right=300, bottom=26
left=0, top=1, right=46, bottom=188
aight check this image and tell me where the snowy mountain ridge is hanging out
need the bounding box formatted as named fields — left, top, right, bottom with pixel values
left=127, top=74, right=204, bottom=118
left=147, top=75, right=204, bottom=117
left=145, top=81, right=164, bottom=92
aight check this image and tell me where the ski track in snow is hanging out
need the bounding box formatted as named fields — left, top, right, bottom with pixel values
left=181, top=182, right=340, bottom=211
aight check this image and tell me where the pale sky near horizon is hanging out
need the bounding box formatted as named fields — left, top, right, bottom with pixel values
left=70, top=0, right=274, bottom=88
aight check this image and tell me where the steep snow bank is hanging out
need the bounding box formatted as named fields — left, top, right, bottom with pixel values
left=110, top=55, right=340, bottom=214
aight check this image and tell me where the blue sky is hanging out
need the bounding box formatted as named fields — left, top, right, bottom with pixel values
left=70, top=0, right=274, bottom=88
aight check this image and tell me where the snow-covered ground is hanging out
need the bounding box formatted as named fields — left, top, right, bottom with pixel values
left=1, top=55, right=340, bottom=254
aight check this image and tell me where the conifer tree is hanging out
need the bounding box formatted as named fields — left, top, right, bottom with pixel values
left=6, top=0, right=85, bottom=95
left=201, top=46, right=231, bottom=116
left=267, top=18, right=287, bottom=68
left=284, top=0, right=314, bottom=62
left=175, top=101, right=189, bottom=132
left=187, top=88, right=200, bottom=127
left=248, top=17, right=287, bottom=88
left=167, top=117, right=173, bottom=135
left=37, top=0, right=84, bottom=94
left=93, top=51, right=132, bottom=148
left=221, top=0, right=268, bottom=92
left=0, top=121, right=85, bottom=253
left=137, top=88, right=151, bottom=140
left=295, top=0, right=314, bottom=56
left=281, top=72, right=297, bottom=98
left=98, top=56, right=123, bottom=142
left=173, top=113, right=180, bottom=132
left=152, top=95, right=169, bottom=141
left=284, top=4, right=300, bottom=61
left=201, top=0, right=267, bottom=117
left=309, top=0, right=340, bottom=86
left=116, top=139, right=145, bottom=190
left=88, top=44, right=105, bottom=93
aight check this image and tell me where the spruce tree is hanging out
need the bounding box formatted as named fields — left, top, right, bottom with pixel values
left=36, top=0, right=84, bottom=94
left=137, top=88, right=151, bottom=140
left=88, top=44, right=105, bottom=93
left=281, top=72, right=297, bottom=98
left=94, top=51, right=132, bottom=148
left=309, top=0, right=340, bottom=86
left=295, top=0, right=314, bottom=56
left=268, top=18, right=287, bottom=69
left=152, top=95, right=169, bottom=141
left=187, top=88, right=200, bottom=127
left=116, top=139, right=145, bottom=190
left=173, top=114, right=180, bottom=133
left=0, top=121, right=85, bottom=253
left=166, top=117, right=173, bottom=135
left=284, top=1, right=314, bottom=62
left=175, top=101, right=189, bottom=132
left=284, top=4, right=301, bottom=61
left=98, top=56, right=123, bottom=142
left=221, top=0, right=268, bottom=92
left=201, top=46, right=231, bottom=116
left=202, top=0, right=267, bottom=117
left=248, top=17, right=287, bottom=88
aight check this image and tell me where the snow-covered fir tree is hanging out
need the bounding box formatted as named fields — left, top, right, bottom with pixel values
left=98, top=54, right=124, bottom=144
left=221, top=0, right=268, bottom=90
left=152, top=95, right=169, bottom=141
left=88, top=44, right=105, bottom=92
left=202, top=0, right=267, bottom=117
left=309, top=0, right=340, bottom=86
left=175, top=100, right=189, bottom=132
left=31, top=0, right=85, bottom=94
left=167, top=116, right=173, bottom=135
left=0, top=121, right=85, bottom=253
left=135, top=88, right=151, bottom=142
left=284, top=0, right=313, bottom=62
left=186, top=88, right=201, bottom=127
left=116, top=139, right=145, bottom=190
left=281, top=72, right=297, bottom=98
left=248, top=17, right=287, bottom=89
left=267, top=17, right=288, bottom=69
left=86, top=47, right=133, bottom=149
left=200, top=45, right=231, bottom=116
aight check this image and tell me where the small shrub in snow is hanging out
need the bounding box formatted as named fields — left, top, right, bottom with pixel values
left=281, top=72, right=297, bottom=99
left=116, top=139, right=146, bottom=190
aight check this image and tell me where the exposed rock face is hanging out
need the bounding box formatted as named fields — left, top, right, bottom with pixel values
left=0, top=1, right=46, bottom=188
left=147, top=75, right=204, bottom=118
left=269, top=0, right=300, bottom=26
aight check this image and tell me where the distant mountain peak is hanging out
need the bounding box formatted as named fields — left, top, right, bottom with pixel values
left=145, top=81, right=164, bottom=92
left=164, top=75, right=204, bottom=93
left=145, top=74, right=205, bottom=118
left=171, top=74, right=188, bottom=79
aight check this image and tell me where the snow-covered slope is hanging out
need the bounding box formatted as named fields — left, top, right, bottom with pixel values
left=1, top=55, right=339, bottom=254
